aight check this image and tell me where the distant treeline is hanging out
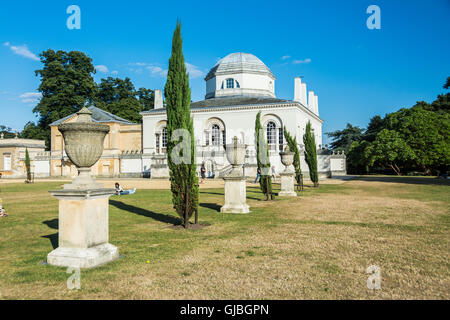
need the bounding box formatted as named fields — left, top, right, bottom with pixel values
left=327, top=77, right=449, bottom=176
left=1, top=49, right=155, bottom=149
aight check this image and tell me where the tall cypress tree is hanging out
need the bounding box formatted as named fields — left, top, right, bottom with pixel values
left=303, top=121, right=319, bottom=187
left=25, top=148, right=32, bottom=183
left=283, top=126, right=302, bottom=189
left=255, top=111, right=273, bottom=200
left=164, top=21, right=199, bottom=227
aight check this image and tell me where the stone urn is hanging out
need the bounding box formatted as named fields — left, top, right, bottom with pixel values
left=58, top=107, right=109, bottom=190
left=279, top=145, right=295, bottom=174
left=225, top=136, right=246, bottom=177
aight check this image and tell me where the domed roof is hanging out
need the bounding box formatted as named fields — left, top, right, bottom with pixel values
left=205, top=52, right=275, bottom=81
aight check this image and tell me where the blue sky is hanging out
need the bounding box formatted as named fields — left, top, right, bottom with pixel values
left=1, top=0, right=449, bottom=144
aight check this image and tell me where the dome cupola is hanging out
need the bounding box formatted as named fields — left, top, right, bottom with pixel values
left=205, top=52, right=276, bottom=99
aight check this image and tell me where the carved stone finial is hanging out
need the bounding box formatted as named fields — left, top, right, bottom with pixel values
left=76, top=107, right=93, bottom=123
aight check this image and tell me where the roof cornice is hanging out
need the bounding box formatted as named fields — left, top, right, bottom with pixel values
left=141, top=101, right=323, bottom=123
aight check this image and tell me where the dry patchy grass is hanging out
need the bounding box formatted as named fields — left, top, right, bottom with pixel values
left=0, top=177, right=448, bottom=299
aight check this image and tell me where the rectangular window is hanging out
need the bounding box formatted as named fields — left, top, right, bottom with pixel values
left=3, top=154, right=11, bottom=171
left=226, top=78, right=234, bottom=89
left=205, top=131, right=209, bottom=146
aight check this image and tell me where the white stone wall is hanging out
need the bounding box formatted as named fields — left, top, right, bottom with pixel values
left=120, top=158, right=142, bottom=173
left=141, top=102, right=328, bottom=178
left=34, top=159, right=50, bottom=177
left=206, top=72, right=275, bottom=99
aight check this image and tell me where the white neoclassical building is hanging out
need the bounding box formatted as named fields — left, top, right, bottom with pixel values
left=141, top=52, right=345, bottom=178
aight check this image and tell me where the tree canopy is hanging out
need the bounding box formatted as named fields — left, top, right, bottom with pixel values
left=326, top=123, right=364, bottom=153
left=25, top=49, right=97, bottom=147
left=336, top=77, right=450, bottom=175
left=20, top=50, right=155, bottom=148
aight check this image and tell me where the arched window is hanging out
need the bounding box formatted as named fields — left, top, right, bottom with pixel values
left=267, top=122, right=276, bottom=147
left=226, top=78, right=234, bottom=89
left=211, top=124, right=220, bottom=146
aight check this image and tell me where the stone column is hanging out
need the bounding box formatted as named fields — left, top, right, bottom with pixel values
left=279, top=146, right=297, bottom=197
left=220, top=136, right=250, bottom=214
left=279, top=172, right=297, bottom=197
left=221, top=176, right=250, bottom=214
left=47, top=189, right=118, bottom=268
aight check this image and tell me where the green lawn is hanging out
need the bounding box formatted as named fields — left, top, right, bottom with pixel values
left=0, top=177, right=449, bottom=299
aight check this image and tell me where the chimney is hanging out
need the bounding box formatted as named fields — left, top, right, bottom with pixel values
left=308, top=91, right=315, bottom=110
left=294, top=77, right=302, bottom=102
left=314, top=94, right=319, bottom=115
left=301, top=83, right=307, bottom=106
left=154, top=89, right=163, bottom=109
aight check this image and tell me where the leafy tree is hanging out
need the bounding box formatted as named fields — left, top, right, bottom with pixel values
left=0, top=125, right=16, bottom=139
left=303, top=121, right=319, bottom=187
left=32, top=49, right=97, bottom=148
left=21, top=122, right=47, bottom=141
left=25, top=148, right=32, bottom=183
left=444, top=76, right=450, bottom=89
left=384, top=104, right=449, bottom=174
left=366, top=129, right=416, bottom=175
left=96, top=77, right=155, bottom=122
left=164, top=21, right=199, bottom=228
left=107, top=97, right=144, bottom=123
left=96, top=77, right=136, bottom=104
left=255, top=111, right=273, bottom=200
left=283, top=126, right=302, bottom=189
left=326, top=123, right=364, bottom=152
left=137, top=88, right=155, bottom=111
left=364, top=115, right=385, bottom=142
left=347, top=140, right=371, bottom=174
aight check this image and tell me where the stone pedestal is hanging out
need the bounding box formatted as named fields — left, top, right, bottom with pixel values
left=47, top=188, right=119, bottom=268
left=279, top=172, right=297, bottom=197
left=220, top=176, right=250, bottom=214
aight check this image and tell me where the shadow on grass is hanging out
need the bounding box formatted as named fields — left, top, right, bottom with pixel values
left=199, top=202, right=221, bottom=212
left=201, top=190, right=261, bottom=201
left=353, top=176, right=450, bottom=186
left=42, top=219, right=59, bottom=249
left=42, top=233, right=58, bottom=249
left=110, top=200, right=181, bottom=225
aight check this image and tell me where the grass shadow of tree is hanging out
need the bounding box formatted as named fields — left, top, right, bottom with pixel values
left=199, top=202, right=221, bottom=212
left=42, top=218, right=59, bottom=249
left=110, top=200, right=182, bottom=225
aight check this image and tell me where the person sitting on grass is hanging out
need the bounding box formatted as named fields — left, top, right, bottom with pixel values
left=115, top=182, right=136, bottom=196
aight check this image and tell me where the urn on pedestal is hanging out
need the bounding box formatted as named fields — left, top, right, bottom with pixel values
left=278, top=146, right=297, bottom=197
left=47, top=107, right=119, bottom=268
left=220, top=137, right=250, bottom=214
